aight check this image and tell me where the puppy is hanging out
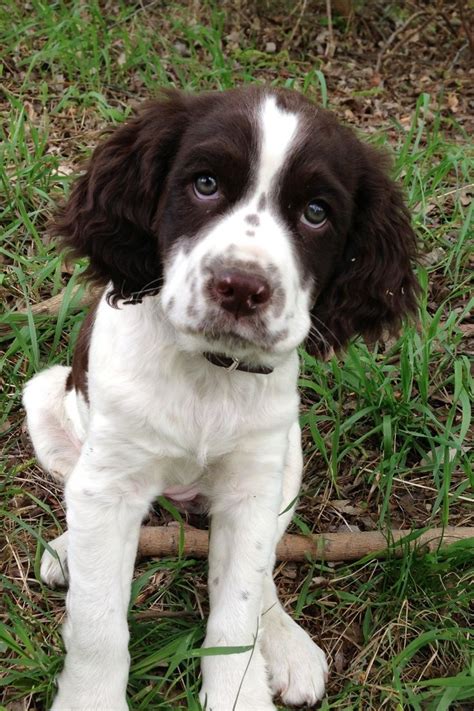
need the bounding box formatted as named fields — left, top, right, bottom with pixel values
left=23, top=86, right=418, bottom=710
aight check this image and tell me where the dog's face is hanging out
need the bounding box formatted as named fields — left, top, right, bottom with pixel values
left=160, top=93, right=321, bottom=359
left=53, top=87, right=418, bottom=360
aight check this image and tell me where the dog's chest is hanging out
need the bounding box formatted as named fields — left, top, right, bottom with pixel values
left=143, top=368, right=271, bottom=462
left=89, top=301, right=299, bottom=470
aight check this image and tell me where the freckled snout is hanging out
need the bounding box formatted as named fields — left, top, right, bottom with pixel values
left=210, top=269, right=271, bottom=318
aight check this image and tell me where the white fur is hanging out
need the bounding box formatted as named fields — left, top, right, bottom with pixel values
left=256, top=95, right=299, bottom=194
left=41, top=530, right=69, bottom=587
left=24, top=94, right=327, bottom=710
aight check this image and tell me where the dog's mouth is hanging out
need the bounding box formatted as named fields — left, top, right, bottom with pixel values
left=185, top=308, right=285, bottom=352
left=165, top=305, right=290, bottom=372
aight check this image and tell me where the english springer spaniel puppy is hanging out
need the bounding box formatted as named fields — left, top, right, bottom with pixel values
left=23, top=86, right=418, bottom=710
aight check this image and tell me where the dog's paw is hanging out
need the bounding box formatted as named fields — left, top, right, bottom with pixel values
left=51, top=651, right=130, bottom=710
left=51, top=691, right=128, bottom=711
left=261, top=607, right=327, bottom=706
left=41, top=531, right=69, bottom=587
left=199, top=687, right=276, bottom=711
left=200, top=641, right=275, bottom=711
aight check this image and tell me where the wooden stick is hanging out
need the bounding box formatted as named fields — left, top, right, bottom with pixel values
left=138, top=525, right=473, bottom=562
left=1, top=285, right=101, bottom=337
left=456, top=0, right=474, bottom=56
left=16, top=285, right=100, bottom=317
left=325, top=0, right=336, bottom=58
left=375, top=9, right=430, bottom=73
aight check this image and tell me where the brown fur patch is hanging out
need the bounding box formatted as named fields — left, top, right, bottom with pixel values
left=66, top=295, right=101, bottom=401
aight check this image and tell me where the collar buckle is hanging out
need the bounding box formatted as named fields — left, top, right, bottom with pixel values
left=203, top=351, right=273, bottom=375
left=226, top=357, right=240, bottom=372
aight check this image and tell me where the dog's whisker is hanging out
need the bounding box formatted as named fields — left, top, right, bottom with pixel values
left=310, top=316, right=343, bottom=350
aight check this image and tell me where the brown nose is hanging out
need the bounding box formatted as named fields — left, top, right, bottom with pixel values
left=211, top=270, right=271, bottom=317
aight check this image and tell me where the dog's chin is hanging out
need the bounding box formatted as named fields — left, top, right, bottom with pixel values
left=168, top=313, right=281, bottom=364
left=174, top=327, right=271, bottom=363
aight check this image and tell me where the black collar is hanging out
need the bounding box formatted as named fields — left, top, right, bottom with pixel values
left=204, top=352, right=274, bottom=375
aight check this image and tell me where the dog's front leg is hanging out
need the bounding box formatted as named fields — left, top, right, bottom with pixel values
left=51, top=444, right=151, bottom=711
left=200, top=437, right=285, bottom=711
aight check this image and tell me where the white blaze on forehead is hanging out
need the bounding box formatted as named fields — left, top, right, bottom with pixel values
left=255, top=95, right=299, bottom=195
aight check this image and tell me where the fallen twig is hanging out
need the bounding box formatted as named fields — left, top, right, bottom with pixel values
left=325, top=0, right=335, bottom=58
left=375, top=10, right=430, bottom=73
left=138, top=525, right=473, bottom=562
left=1, top=286, right=100, bottom=337
left=285, top=0, right=308, bottom=50
left=457, top=0, right=474, bottom=55
left=16, top=285, right=100, bottom=317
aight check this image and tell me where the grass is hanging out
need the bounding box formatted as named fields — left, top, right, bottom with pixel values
left=1, top=1, right=473, bottom=709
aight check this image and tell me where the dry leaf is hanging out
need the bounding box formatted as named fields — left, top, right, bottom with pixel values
left=330, top=499, right=364, bottom=515
left=281, top=563, right=297, bottom=579
left=419, top=247, right=446, bottom=267
left=61, top=260, right=76, bottom=275
left=0, top=419, right=12, bottom=434
left=312, top=576, right=330, bottom=586
left=420, top=445, right=470, bottom=466
left=24, top=100, right=37, bottom=121
left=459, top=324, right=474, bottom=337
left=459, top=186, right=472, bottom=207
left=447, top=92, right=459, bottom=113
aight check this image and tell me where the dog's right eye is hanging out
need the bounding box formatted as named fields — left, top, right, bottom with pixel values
left=301, top=200, right=328, bottom=228
left=194, top=174, right=219, bottom=198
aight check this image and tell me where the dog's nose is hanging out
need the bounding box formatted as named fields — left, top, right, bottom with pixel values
left=211, top=270, right=271, bottom=317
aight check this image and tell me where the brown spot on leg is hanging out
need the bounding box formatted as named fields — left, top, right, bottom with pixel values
left=246, top=230, right=255, bottom=237
left=257, top=193, right=266, bottom=211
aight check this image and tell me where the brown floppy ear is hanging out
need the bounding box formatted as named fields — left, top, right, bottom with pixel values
left=309, top=146, right=419, bottom=356
left=50, top=90, right=190, bottom=305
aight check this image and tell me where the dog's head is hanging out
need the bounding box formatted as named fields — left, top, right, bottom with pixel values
left=52, top=87, right=418, bottom=363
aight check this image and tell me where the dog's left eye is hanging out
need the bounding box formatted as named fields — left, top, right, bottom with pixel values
left=194, top=174, right=219, bottom=198
left=302, top=200, right=328, bottom=228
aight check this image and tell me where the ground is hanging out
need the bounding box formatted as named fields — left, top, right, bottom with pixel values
left=1, top=1, right=473, bottom=709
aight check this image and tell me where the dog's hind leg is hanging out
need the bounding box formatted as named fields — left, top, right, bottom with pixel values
left=260, top=422, right=328, bottom=706
left=23, top=365, right=86, bottom=587
left=23, top=365, right=84, bottom=482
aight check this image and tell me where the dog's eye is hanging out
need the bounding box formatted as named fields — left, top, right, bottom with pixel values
left=194, top=174, right=219, bottom=198
left=302, top=200, right=328, bottom=228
